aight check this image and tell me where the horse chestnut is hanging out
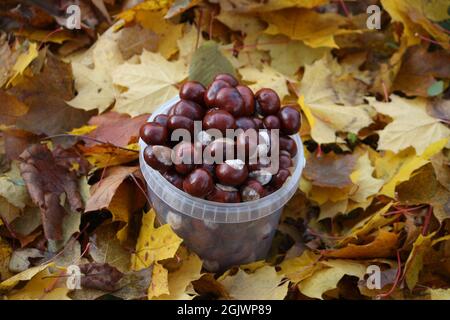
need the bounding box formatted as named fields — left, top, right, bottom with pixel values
left=214, top=73, right=238, bottom=87
left=173, top=142, right=196, bottom=175
left=278, top=105, right=301, bottom=135
left=180, top=81, right=206, bottom=105
left=255, top=88, right=280, bottom=115
left=215, top=160, right=248, bottom=186
left=205, top=80, right=231, bottom=106
left=207, top=186, right=241, bottom=203
left=271, top=169, right=291, bottom=189
left=154, top=114, right=169, bottom=127
left=215, top=87, right=244, bottom=117
left=203, top=109, right=236, bottom=134
left=171, top=100, right=204, bottom=120
left=143, top=145, right=172, bottom=172
left=163, top=170, right=184, bottom=190
left=263, top=115, right=281, bottom=130
left=279, top=136, right=298, bottom=157
left=167, top=115, right=194, bottom=134
left=241, top=179, right=265, bottom=201
left=140, top=122, right=168, bottom=146
left=236, top=85, right=255, bottom=116
left=183, top=168, right=214, bottom=198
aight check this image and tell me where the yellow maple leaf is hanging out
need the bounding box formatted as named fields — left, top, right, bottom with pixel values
left=238, top=64, right=290, bottom=100
left=322, top=229, right=399, bottom=259
left=350, top=151, right=384, bottom=203
left=131, top=209, right=183, bottom=271
left=298, top=259, right=367, bottom=299
left=260, top=9, right=350, bottom=48
left=219, top=266, right=289, bottom=300
left=153, top=249, right=203, bottom=300
left=257, top=34, right=329, bottom=76
left=148, top=263, right=170, bottom=299
left=0, top=263, right=53, bottom=292
left=278, top=250, right=322, bottom=283
left=134, top=10, right=183, bottom=59
left=368, top=96, right=450, bottom=156
left=337, top=202, right=396, bottom=246
left=298, top=56, right=373, bottom=144
left=404, top=232, right=436, bottom=290
left=117, top=0, right=171, bottom=23
left=68, top=37, right=124, bottom=113
left=381, top=0, right=450, bottom=49
left=113, top=50, right=187, bottom=116
left=376, top=138, right=448, bottom=198
left=8, top=268, right=70, bottom=300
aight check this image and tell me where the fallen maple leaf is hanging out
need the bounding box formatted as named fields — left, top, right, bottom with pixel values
left=303, top=152, right=357, bottom=188
left=85, top=165, right=139, bottom=212
left=68, top=37, right=124, bottom=113
left=85, top=112, right=150, bottom=147
left=131, top=209, right=183, bottom=271
left=19, top=144, right=84, bottom=240
left=322, top=230, right=399, bottom=259
left=298, top=56, right=373, bottom=144
left=239, top=64, right=290, bottom=101
left=393, top=45, right=450, bottom=97
left=153, top=248, right=202, bottom=300
left=112, top=50, right=187, bottom=116
left=79, top=263, right=124, bottom=292
left=0, top=91, right=29, bottom=125
left=219, top=266, right=288, bottom=300
left=298, top=259, right=367, bottom=299
left=8, top=52, right=95, bottom=136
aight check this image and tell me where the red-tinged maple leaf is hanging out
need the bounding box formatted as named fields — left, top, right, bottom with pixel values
left=79, top=262, right=124, bottom=292
left=86, top=112, right=150, bottom=148
left=19, top=144, right=84, bottom=240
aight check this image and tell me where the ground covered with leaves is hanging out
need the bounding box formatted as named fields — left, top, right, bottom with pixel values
left=0, top=0, right=450, bottom=300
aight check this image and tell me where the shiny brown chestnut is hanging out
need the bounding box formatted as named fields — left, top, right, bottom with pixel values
left=241, top=179, right=266, bottom=201
left=143, top=145, right=172, bottom=172
left=140, top=122, right=168, bottom=146
left=215, top=161, right=248, bottom=186
left=204, top=138, right=235, bottom=162
left=263, top=115, right=281, bottom=130
left=252, top=117, right=264, bottom=129
left=279, top=136, right=298, bottom=157
left=173, top=142, right=196, bottom=175
left=167, top=115, right=194, bottom=134
left=255, top=88, right=280, bottom=116
left=154, top=114, right=169, bottom=127
left=180, top=81, right=206, bottom=105
left=163, top=170, right=184, bottom=190
left=236, top=85, right=255, bottom=116
left=207, top=186, right=241, bottom=203
left=235, top=117, right=257, bottom=131
left=183, top=168, right=214, bottom=198
left=215, top=87, right=244, bottom=117
left=278, top=105, right=301, bottom=135
left=204, top=80, right=231, bottom=106
left=171, top=100, right=204, bottom=120
left=271, top=168, right=291, bottom=189
left=279, top=154, right=293, bottom=169
left=202, top=109, right=236, bottom=134
left=214, top=73, right=238, bottom=87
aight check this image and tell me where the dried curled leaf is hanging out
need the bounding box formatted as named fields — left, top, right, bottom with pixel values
left=19, top=144, right=84, bottom=240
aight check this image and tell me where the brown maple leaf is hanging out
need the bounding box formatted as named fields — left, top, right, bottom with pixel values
left=79, top=263, right=124, bottom=292
left=303, top=152, right=357, bottom=188
left=19, top=144, right=84, bottom=240
left=86, top=112, right=150, bottom=147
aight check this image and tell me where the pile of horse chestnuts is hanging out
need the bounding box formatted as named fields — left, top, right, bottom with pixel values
left=140, top=73, right=301, bottom=203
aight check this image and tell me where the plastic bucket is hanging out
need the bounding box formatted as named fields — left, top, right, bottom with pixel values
left=139, top=96, right=306, bottom=271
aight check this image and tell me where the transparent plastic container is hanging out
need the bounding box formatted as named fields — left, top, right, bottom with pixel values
left=139, top=96, right=306, bottom=271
